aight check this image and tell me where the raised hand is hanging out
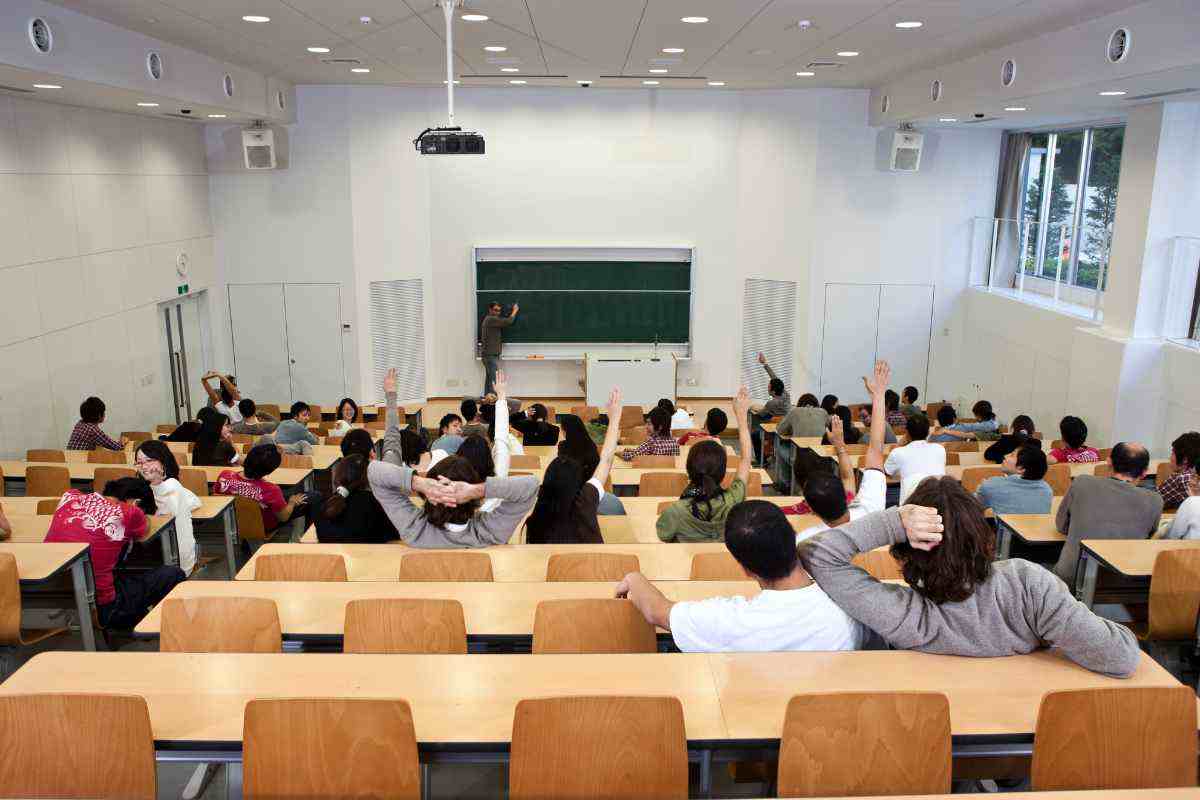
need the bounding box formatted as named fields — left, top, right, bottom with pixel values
left=383, top=367, right=397, bottom=395
left=862, top=360, right=891, bottom=398
left=732, top=385, right=752, bottom=419
left=898, top=504, right=944, bottom=551
left=494, top=370, right=508, bottom=397
left=757, top=352, right=766, bottom=365
left=606, top=387, right=623, bottom=420
left=828, top=414, right=846, bottom=448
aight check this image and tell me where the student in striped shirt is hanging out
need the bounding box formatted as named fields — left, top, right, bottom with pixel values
left=618, top=406, right=679, bottom=460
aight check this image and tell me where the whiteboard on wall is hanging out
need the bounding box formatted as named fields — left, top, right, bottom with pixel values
left=819, top=283, right=934, bottom=405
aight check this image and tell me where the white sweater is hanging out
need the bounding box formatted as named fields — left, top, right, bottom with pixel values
left=1163, top=496, right=1200, bottom=540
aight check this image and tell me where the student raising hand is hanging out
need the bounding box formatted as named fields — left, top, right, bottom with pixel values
left=383, top=367, right=397, bottom=395
left=494, top=369, right=508, bottom=398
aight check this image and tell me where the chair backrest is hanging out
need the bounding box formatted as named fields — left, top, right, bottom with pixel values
left=1051, top=438, right=1066, bottom=450
left=945, top=452, right=960, bottom=466
left=232, top=495, right=268, bottom=541
left=257, top=403, right=281, bottom=419
left=25, top=449, right=65, bottom=462
left=1031, top=687, right=1197, bottom=790
left=1094, top=463, right=1113, bottom=478
left=1156, top=461, right=1173, bottom=487
left=545, top=552, right=640, bottom=581
left=639, top=472, right=688, bottom=497
left=0, top=553, right=20, bottom=646
left=179, top=467, right=209, bottom=496
left=941, top=440, right=978, bottom=453
left=307, top=404, right=324, bottom=419
left=778, top=692, right=951, bottom=798
left=279, top=453, right=313, bottom=469
left=244, top=698, right=419, bottom=800
left=532, top=599, right=657, bottom=654
left=121, top=431, right=152, bottom=444
left=619, top=405, right=647, bottom=429
left=851, top=548, right=905, bottom=580
left=87, top=448, right=128, bottom=464
left=1097, top=447, right=1113, bottom=462
left=230, top=433, right=254, bottom=445
left=0, top=693, right=156, bottom=799
left=570, top=405, right=598, bottom=422
left=398, top=551, right=494, bottom=581
left=157, top=423, right=177, bottom=434
left=35, top=498, right=59, bottom=515
left=325, top=435, right=344, bottom=445
left=724, top=470, right=763, bottom=496
left=343, top=599, right=467, bottom=654
left=160, top=596, right=282, bottom=653
left=92, top=466, right=136, bottom=493
left=960, top=466, right=1004, bottom=494
left=509, top=454, right=542, bottom=469
left=1044, top=463, right=1072, bottom=495
left=634, top=455, right=676, bottom=468
left=25, top=465, right=70, bottom=497
left=1147, top=549, right=1200, bottom=641
left=689, top=551, right=746, bottom=580
left=510, top=696, right=687, bottom=799
left=255, top=553, right=347, bottom=582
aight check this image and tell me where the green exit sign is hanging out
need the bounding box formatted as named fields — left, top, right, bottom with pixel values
left=177, top=284, right=189, bottom=295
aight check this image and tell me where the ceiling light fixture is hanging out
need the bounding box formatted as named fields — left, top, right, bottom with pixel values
left=1004, top=106, right=1027, bottom=111
left=1099, top=90, right=1126, bottom=96
left=509, top=79, right=527, bottom=84
left=681, top=16, right=709, bottom=24
left=307, top=46, right=330, bottom=53
left=137, top=102, right=159, bottom=107
left=576, top=80, right=591, bottom=84
left=750, top=48, right=773, bottom=55
left=939, top=117, right=957, bottom=122
left=837, top=51, right=859, bottom=57
left=360, top=16, right=373, bottom=24
left=443, top=80, right=461, bottom=84
left=796, top=71, right=815, bottom=77
left=649, top=68, right=668, bottom=73
left=662, top=47, right=685, bottom=54
left=461, top=13, right=488, bottom=21
left=351, top=67, right=371, bottom=73
left=241, top=15, right=270, bottom=23
left=708, top=81, right=725, bottom=86
left=484, top=45, right=507, bottom=52
left=643, top=80, right=660, bottom=85
left=895, top=21, right=923, bottom=28
left=501, top=67, right=519, bottom=72
left=32, top=83, right=62, bottom=89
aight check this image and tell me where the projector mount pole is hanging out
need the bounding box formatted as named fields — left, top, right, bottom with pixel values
left=440, top=0, right=461, bottom=127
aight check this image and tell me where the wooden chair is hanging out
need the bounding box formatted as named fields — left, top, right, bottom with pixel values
left=25, top=449, right=65, bottom=462
left=93, top=467, right=136, bottom=493
left=945, top=452, right=960, bottom=466
left=230, top=433, right=254, bottom=445
left=1031, top=687, right=1197, bottom=790
left=1094, top=463, right=1113, bottom=478
left=960, top=466, right=1004, bottom=493
left=1136, top=549, right=1200, bottom=643
left=157, top=423, right=177, bottom=434
left=233, top=495, right=269, bottom=541
left=35, top=498, right=59, bottom=514
left=925, top=402, right=948, bottom=420
left=639, top=472, right=688, bottom=496
left=634, top=455, right=676, bottom=468
left=398, top=551, right=494, bottom=581
left=570, top=405, right=598, bottom=422
left=0, top=693, right=156, bottom=799
left=25, top=465, right=70, bottom=497
left=325, top=435, right=344, bottom=446
left=364, top=419, right=387, bottom=432
left=0, top=552, right=69, bottom=654
left=619, top=405, right=647, bottom=430
left=545, top=552, right=640, bottom=581
left=533, top=599, right=657, bottom=654
left=244, top=698, right=420, bottom=800
left=121, top=431, right=152, bottom=443
left=257, top=403, right=281, bottom=419
left=179, top=467, right=209, bottom=497
left=1051, top=438, right=1066, bottom=450
left=1156, top=461, right=1174, bottom=487
left=942, top=440, right=978, bottom=453
left=343, top=599, right=468, bottom=654
left=254, top=553, right=347, bottom=582
left=778, top=692, right=951, bottom=797
left=689, top=552, right=746, bottom=580
left=307, top=405, right=324, bottom=420
left=160, top=596, right=282, bottom=653
left=87, top=448, right=127, bottom=464
left=620, top=428, right=648, bottom=446
left=509, top=454, right=542, bottom=469
left=724, top=470, right=763, bottom=496
left=1044, top=463, right=1072, bottom=495
left=1098, top=447, right=1112, bottom=461
left=510, top=696, right=687, bottom=799
left=279, top=453, right=313, bottom=469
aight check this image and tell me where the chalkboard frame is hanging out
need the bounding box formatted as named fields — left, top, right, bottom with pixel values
left=472, top=246, right=694, bottom=359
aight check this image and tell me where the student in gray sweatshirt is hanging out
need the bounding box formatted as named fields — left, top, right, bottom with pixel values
left=799, top=475, right=1140, bottom=678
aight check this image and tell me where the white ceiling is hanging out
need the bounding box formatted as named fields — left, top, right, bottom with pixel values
left=47, top=0, right=1148, bottom=89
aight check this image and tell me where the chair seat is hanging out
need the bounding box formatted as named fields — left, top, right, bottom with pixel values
left=19, top=625, right=69, bottom=647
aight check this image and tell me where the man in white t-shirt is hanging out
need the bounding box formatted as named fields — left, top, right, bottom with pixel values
left=883, top=412, right=946, bottom=503
left=615, top=499, right=865, bottom=652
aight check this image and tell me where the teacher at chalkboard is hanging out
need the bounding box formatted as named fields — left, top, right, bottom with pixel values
left=480, top=300, right=519, bottom=396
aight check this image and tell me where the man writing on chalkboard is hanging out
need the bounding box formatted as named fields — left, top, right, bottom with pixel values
left=480, top=301, right=518, bottom=396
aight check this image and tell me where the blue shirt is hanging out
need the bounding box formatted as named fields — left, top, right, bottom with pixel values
left=274, top=419, right=318, bottom=446
left=431, top=434, right=465, bottom=454
left=976, top=474, right=1052, bottom=515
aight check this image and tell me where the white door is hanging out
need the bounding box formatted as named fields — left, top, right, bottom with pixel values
left=875, top=285, right=934, bottom=400
left=819, top=284, right=881, bottom=404
left=161, top=292, right=212, bottom=423
left=229, top=284, right=291, bottom=405
left=284, top=283, right=345, bottom=405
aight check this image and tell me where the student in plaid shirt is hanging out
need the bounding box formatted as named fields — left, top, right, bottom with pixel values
left=1160, top=431, right=1200, bottom=510
left=66, top=396, right=125, bottom=451
left=619, top=406, right=679, bottom=461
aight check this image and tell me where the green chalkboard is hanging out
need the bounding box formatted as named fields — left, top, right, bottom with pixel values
left=475, top=261, right=691, bottom=344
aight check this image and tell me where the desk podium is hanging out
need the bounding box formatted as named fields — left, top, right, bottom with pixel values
left=585, top=353, right=678, bottom=407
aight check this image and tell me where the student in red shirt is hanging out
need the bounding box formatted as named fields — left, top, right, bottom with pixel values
left=214, top=443, right=310, bottom=535
left=44, top=477, right=185, bottom=629
left=677, top=408, right=728, bottom=447
left=1048, top=415, right=1100, bottom=464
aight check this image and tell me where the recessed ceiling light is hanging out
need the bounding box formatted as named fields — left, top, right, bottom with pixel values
left=307, top=46, right=330, bottom=53
left=241, top=15, right=270, bottom=23
left=443, top=80, right=461, bottom=84
left=484, top=45, right=507, bottom=52
left=837, top=51, right=859, bottom=57
left=649, top=68, right=668, bottom=74
left=360, top=16, right=373, bottom=24
left=895, top=21, right=923, bottom=29
left=137, top=102, right=159, bottom=107
left=509, top=80, right=527, bottom=85
left=643, top=80, right=660, bottom=85
left=461, top=13, right=489, bottom=21
left=501, top=67, right=520, bottom=72
left=708, top=81, right=725, bottom=86
left=939, top=117, right=957, bottom=122
left=796, top=71, right=815, bottom=77
left=32, top=83, right=62, bottom=89
left=1004, top=106, right=1027, bottom=111
left=681, top=16, right=709, bottom=24
left=207, top=114, right=227, bottom=118
left=662, top=47, right=685, bottom=54
left=576, top=80, right=591, bottom=84
left=749, top=48, right=773, bottom=56
left=1099, top=90, right=1127, bottom=96
left=351, top=67, right=371, bottom=73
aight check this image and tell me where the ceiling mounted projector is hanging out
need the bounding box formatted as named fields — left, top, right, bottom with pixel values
left=416, top=0, right=485, bottom=156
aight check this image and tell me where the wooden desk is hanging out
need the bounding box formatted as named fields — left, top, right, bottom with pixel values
left=5, top=513, right=174, bottom=553
left=1, top=462, right=314, bottom=495
left=948, top=460, right=1166, bottom=481
left=0, top=542, right=96, bottom=650
left=1076, top=539, right=1200, bottom=608
left=800, top=790, right=1199, bottom=800
left=135, top=579, right=760, bottom=643
left=994, top=513, right=1066, bottom=560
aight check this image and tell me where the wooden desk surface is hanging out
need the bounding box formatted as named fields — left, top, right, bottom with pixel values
left=1081, top=539, right=1200, bottom=577
left=135, top=579, right=760, bottom=637
left=947, top=460, right=1166, bottom=481
left=0, top=542, right=88, bottom=582
left=0, top=461, right=312, bottom=489
left=0, top=651, right=725, bottom=744
left=239, top=542, right=735, bottom=582
left=2, top=495, right=232, bottom=521
left=5, top=513, right=170, bottom=543
left=997, top=514, right=1066, bottom=544
left=799, top=791, right=1200, bottom=800
left=710, top=649, right=1185, bottom=740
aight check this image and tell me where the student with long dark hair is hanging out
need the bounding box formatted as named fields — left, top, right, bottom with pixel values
left=313, top=454, right=398, bottom=544
left=201, top=372, right=242, bottom=423
left=525, top=389, right=623, bottom=544
left=557, top=413, right=626, bottom=516
left=330, top=397, right=361, bottom=437
left=134, top=440, right=201, bottom=574
left=657, top=387, right=752, bottom=542
left=984, top=414, right=1039, bottom=464
left=191, top=412, right=239, bottom=467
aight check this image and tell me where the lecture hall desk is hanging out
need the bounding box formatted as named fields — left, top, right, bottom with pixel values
left=0, top=542, right=96, bottom=650
left=0, top=461, right=314, bottom=496
left=1076, top=538, right=1200, bottom=608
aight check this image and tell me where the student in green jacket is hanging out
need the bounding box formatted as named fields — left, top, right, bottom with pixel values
left=658, top=386, right=753, bottom=542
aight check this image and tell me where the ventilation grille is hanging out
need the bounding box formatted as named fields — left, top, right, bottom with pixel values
left=805, top=61, right=843, bottom=69
left=370, top=279, right=426, bottom=403
left=964, top=116, right=999, bottom=124
left=741, top=278, right=797, bottom=403
left=322, top=58, right=362, bottom=65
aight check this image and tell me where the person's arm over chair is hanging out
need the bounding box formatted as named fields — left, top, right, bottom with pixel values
left=615, top=572, right=673, bottom=630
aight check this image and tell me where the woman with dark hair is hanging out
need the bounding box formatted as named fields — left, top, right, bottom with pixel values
left=191, top=411, right=239, bottom=467
left=214, top=443, right=309, bottom=535
left=313, top=454, right=398, bottom=544
left=524, top=389, right=623, bottom=544
left=67, top=396, right=125, bottom=451
left=657, top=388, right=753, bottom=542
left=330, top=397, right=361, bottom=437
left=822, top=406, right=862, bottom=446
left=1048, top=415, right=1099, bottom=463
left=984, top=414, right=1040, bottom=463
left=201, top=372, right=243, bottom=423
left=558, top=413, right=626, bottom=516
left=135, top=440, right=201, bottom=573
left=798, top=476, right=1140, bottom=677
left=820, top=394, right=839, bottom=416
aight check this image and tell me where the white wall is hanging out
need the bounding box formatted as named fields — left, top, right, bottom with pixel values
left=0, top=94, right=215, bottom=458
left=210, top=85, right=1001, bottom=403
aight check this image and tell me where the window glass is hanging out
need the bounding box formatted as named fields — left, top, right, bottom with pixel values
left=1077, top=127, right=1124, bottom=290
